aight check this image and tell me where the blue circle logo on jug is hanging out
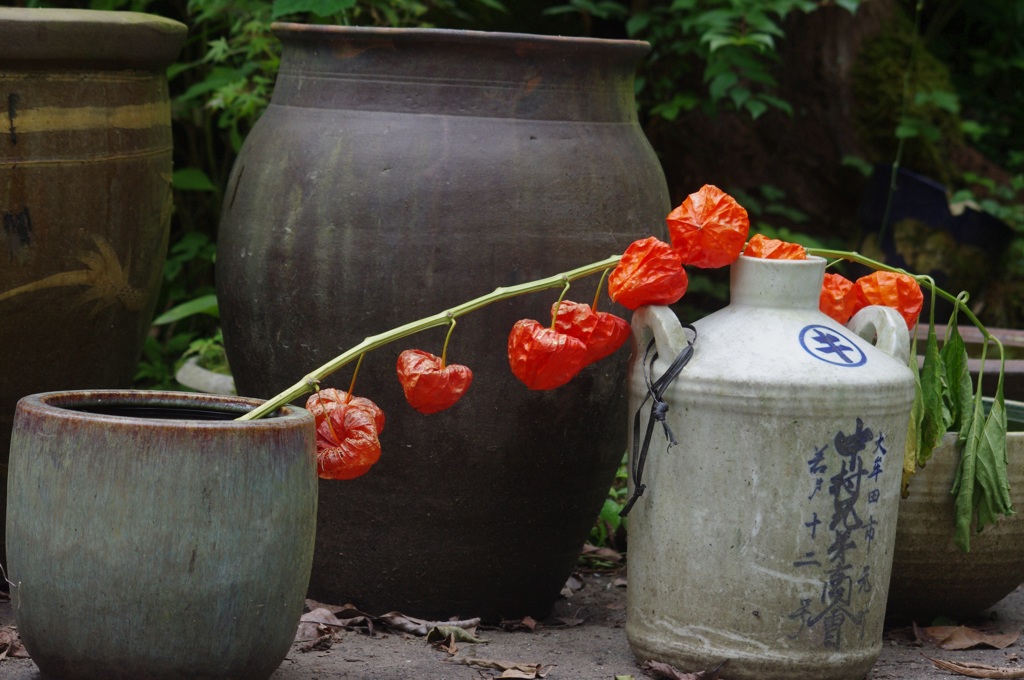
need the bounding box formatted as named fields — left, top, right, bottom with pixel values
left=799, top=325, right=867, bottom=367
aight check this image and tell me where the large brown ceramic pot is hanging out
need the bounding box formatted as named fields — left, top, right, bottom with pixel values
left=0, top=8, right=186, bottom=562
left=887, top=399, right=1024, bottom=622
left=217, top=25, right=670, bottom=620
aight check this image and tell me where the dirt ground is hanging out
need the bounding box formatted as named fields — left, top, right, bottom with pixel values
left=0, top=571, right=1022, bottom=679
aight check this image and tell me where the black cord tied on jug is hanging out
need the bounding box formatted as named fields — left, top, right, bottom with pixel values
left=619, top=323, right=697, bottom=518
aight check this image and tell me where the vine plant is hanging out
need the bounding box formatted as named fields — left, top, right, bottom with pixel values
left=241, top=185, right=1009, bottom=553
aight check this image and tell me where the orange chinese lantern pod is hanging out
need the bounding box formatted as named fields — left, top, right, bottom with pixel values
left=743, top=233, right=807, bottom=260
left=507, top=318, right=588, bottom=390
left=608, top=237, right=689, bottom=310
left=851, top=271, right=924, bottom=330
left=306, top=390, right=385, bottom=480
left=666, top=184, right=750, bottom=268
left=306, top=387, right=385, bottom=433
left=819, top=272, right=856, bottom=325
left=552, top=300, right=631, bottom=366
left=396, top=349, right=473, bottom=414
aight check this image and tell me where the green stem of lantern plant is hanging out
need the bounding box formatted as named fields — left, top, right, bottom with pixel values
left=237, top=254, right=622, bottom=421
left=238, top=242, right=1010, bottom=551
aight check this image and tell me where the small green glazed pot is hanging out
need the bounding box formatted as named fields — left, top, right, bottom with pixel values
left=6, top=390, right=317, bottom=680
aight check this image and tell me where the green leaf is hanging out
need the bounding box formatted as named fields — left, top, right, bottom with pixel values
left=598, top=498, right=623, bottom=532
left=271, top=0, right=356, bottom=19
left=744, top=98, right=768, bottom=119
left=917, top=322, right=949, bottom=465
left=841, top=155, right=874, bottom=176
left=903, top=354, right=925, bottom=496
left=175, top=65, right=257, bottom=104
left=729, top=86, right=750, bottom=110
left=152, top=294, right=220, bottom=325
left=708, top=71, right=738, bottom=101
left=756, top=93, right=793, bottom=116
left=473, top=0, right=508, bottom=12
left=941, top=320, right=974, bottom=442
left=744, top=33, right=776, bottom=51
left=625, top=13, right=650, bottom=35
left=172, top=168, right=219, bottom=193
left=952, top=396, right=984, bottom=553
left=914, top=90, right=960, bottom=114
left=974, top=387, right=1012, bottom=534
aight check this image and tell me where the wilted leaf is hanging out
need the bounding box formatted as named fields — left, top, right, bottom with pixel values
left=953, top=395, right=985, bottom=552
left=431, top=632, right=458, bottom=655
left=941, top=321, right=974, bottom=439
left=425, top=625, right=486, bottom=644
left=296, top=607, right=351, bottom=641
left=0, top=627, right=28, bottom=659
left=561, top=574, right=584, bottom=598
left=499, top=615, right=538, bottom=632
left=918, top=321, right=950, bottom=465
left=974, top=384, right=1013, bottom=532
left=378, top=612, right=481, bottom=636
left=920, top=625, right=1020, bottom=650
left=455, top=657, right=554, bottom=677
left=580, top=543, right=624, bottom=563
left=924, top=655, right=1024, bottom=678
left=299, top=631, right=335, bottom=652
left=903, top=358, right=925, bottom=497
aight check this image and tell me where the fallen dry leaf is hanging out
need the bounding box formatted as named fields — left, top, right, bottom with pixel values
left=299, top=632, right=335, bottom=653
left=426, top=625, right=486, bottom=644
left=431, top=632, right=458, bottom=656
left=924, top=655, right=1024, bottom=678
left=560, top=574, right=584, bottom=598
left=455, top=657, right=554, bottom=678
left=580, top=543, right=624, bottom=563
left=379, top=612, right=481, bottom=636
left=920, top=626, right=1020, bottom=650
left=555, top=613, right=586, bottom=628
left=642, top=659, right=727, bottom=680
left=0, top=627, right=28, bottom=660
left=499, top=616, right=537, bottom=632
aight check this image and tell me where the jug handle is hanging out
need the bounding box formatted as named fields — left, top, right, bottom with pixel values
left=846, top=305, right=911, bottom=365
left=630, top=305, right=693, bottom=359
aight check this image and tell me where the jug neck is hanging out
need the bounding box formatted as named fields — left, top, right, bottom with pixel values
left=729, top=255, right=827, bottom=310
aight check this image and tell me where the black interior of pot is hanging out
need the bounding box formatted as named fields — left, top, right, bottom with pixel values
left=72, top=404, right=240, bottom=420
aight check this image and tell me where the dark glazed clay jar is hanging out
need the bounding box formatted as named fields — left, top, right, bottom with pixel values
left=0, top=7, right=186, bottom=563
left=217, top=25, right=670, bottom=620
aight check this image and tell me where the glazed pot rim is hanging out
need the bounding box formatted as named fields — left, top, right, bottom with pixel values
left=0, top=7, right=187, bottom=70
left=16, top=389, right=310, bottom=427
left=270, top=22, right=651, bottom=54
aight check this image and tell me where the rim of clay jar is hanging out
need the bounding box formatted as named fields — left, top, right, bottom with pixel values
left=0, top=7, right=187, bottom=70
left=271, top=22, right=651, bottom=56
left=16, top=389, right=310, bottom=427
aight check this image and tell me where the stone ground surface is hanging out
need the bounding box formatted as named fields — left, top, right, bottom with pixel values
left=0, top=571, right=1021, bottom=679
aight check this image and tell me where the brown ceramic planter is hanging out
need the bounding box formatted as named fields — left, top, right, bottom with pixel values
left=887, top=399, right=1024, bottom=622
left=7, top=390, right=317, bottom=680
left=0, top=8, right=187, bottom=564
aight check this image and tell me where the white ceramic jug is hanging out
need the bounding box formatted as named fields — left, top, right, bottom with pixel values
left=625, top=255, right=916, bottom=680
